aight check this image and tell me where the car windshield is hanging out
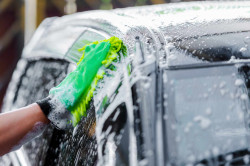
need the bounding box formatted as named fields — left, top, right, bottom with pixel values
left=163, top=64, right=250, bottom=165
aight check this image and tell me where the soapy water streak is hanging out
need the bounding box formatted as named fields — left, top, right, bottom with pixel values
left=95, top=53, right=139, bottom=166
left=11, top=122, right=48, bottom=152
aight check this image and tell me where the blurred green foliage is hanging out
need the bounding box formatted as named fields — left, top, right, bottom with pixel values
left=76, top=0, right=175, bottom=11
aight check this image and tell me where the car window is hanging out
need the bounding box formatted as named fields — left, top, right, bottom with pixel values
left=166, top=25, right=250, bottom=66
left=56, top=102, right=97, bottom=166
left=163, top=65, right=250, bottom=165
left=29, top=26, right=87, bottom=59
left=3, top=59, right=69, bottom=166
left=2, top=58, right=102, bottom=166
left=65, top=29, right=107, bottom=63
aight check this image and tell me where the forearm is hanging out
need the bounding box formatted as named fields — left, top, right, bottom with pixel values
left=0, top=103, right=50, bottom=156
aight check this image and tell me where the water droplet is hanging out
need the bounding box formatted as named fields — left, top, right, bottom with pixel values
left=243, top=155, right=250, bottom=164
left=212, top=147, right=219, bottom=156
left=244, top=36, right=250, bottom=44
left=235, top=79, right=244, bottom=86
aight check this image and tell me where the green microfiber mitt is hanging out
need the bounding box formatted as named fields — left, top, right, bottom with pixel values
left=49, top=36, right=127, bottom=126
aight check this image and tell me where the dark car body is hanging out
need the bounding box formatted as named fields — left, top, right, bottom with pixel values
left=1, top=1, right=250, bottom=166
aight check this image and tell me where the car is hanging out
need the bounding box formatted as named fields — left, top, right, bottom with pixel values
left=1, top=1, right=250, bottom=166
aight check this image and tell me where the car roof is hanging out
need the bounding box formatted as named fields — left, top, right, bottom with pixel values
left=113, top=1, right=250, bottom=37
left=23, top=1, right=250, bottom=66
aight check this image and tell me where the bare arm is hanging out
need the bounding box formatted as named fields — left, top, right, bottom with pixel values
left=0, top=103, right=50, bottom=156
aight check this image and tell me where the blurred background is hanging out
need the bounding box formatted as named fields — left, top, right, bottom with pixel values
left=0, top=0, right=204, bottom=111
